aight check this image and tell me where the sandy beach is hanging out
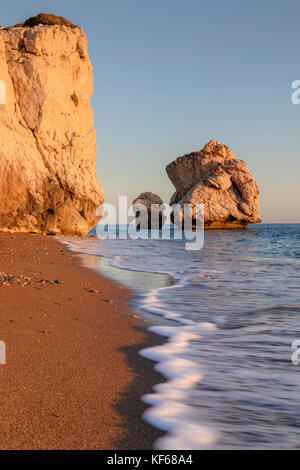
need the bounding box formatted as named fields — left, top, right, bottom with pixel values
left=0, top=233, right=162, bottom=450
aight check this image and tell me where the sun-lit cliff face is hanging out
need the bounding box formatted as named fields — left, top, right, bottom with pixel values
left=0, top=15, right=104, bottom=235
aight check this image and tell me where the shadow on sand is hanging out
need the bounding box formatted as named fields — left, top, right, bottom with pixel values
left=113, top=324, right=165, bottom=450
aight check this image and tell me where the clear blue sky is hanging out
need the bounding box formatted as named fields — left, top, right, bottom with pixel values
left=3, top=0, right=300, bottom=222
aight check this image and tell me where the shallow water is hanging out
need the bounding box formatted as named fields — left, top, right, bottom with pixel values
left=60, top=224, right=300, bottom=449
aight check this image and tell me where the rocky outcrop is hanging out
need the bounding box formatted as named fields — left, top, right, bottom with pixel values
left=0, top=15, right=103, bottom=235
left=167, top=140, right=261, bottom=229
left=16, top=13, right=78, bottom=29
left=132, top=192, right=164, bottom=229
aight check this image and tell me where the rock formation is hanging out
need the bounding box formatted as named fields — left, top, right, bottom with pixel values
left=132, top=192, right=164, bottom=229
left=0, top=14, right=104, bottom=235
left=16, top=13, right=78, bottom=29
left=167, top=140, right=261, bottom=229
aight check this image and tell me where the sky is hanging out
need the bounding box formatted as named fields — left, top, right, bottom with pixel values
left=3, top=0, right=300, bottom=223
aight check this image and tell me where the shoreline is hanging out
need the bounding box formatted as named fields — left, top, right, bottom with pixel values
left=0, top=232, right=163, bottom=449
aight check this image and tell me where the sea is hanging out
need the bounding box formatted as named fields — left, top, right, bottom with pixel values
left=59, top=224, right=300, bottom=450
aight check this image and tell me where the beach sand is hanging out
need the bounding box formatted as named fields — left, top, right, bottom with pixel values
left=0, top=233, right=163, bottom=449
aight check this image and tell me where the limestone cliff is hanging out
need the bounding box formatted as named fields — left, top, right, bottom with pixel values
left=0, top=15, right=104, bottom=235
left=167, top=140, right=261, bottom=229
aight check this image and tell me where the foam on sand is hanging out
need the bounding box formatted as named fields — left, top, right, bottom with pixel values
left=140, top=314, right=218, bottom=449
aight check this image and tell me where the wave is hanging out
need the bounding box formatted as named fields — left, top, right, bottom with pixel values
left=59, top=236, right=219, bottom=449
left=58, top=225, right=300, bottom=450
left=138, top=280, right=219, bottom=449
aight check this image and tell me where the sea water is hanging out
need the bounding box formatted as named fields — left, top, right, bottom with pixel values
left=60, top=224, right=300, bottom=449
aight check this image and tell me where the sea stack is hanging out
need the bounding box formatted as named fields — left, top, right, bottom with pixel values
left=0, top=14, right=104, bottom=235
left=132, top=192, right=164, bottom=229
left=166, top=140, right=261, bottom=229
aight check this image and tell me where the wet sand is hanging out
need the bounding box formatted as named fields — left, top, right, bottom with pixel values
left=0, top=233, right=163, bottom=449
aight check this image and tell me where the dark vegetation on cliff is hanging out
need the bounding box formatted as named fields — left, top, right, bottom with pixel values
left=14, top=13, right=78, bottom=29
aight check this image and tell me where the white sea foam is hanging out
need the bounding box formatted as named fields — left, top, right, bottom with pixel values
left=139, top=282, right=219, bottom=449
left=58, top=225, right=300, bottom=450
left=155, top=424, right=218, bottom=450
left=140, top=328, right=218, bottom=448
left=59, top=235, right=219, bottom=449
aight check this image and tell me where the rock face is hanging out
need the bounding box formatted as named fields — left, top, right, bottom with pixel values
left=166, top=140, right=261, bottom=229
left=132, top=192, right=164, bottom=229
left=0, top=15, right=104, bottom=235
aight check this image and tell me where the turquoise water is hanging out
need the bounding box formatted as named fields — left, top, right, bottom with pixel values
left=61, top=224, right=300, bottom=449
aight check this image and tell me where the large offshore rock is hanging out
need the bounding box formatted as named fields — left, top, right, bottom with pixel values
left=166, top=140, right=261, bottom=229
left=0, top=15, right=104, bottom=235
